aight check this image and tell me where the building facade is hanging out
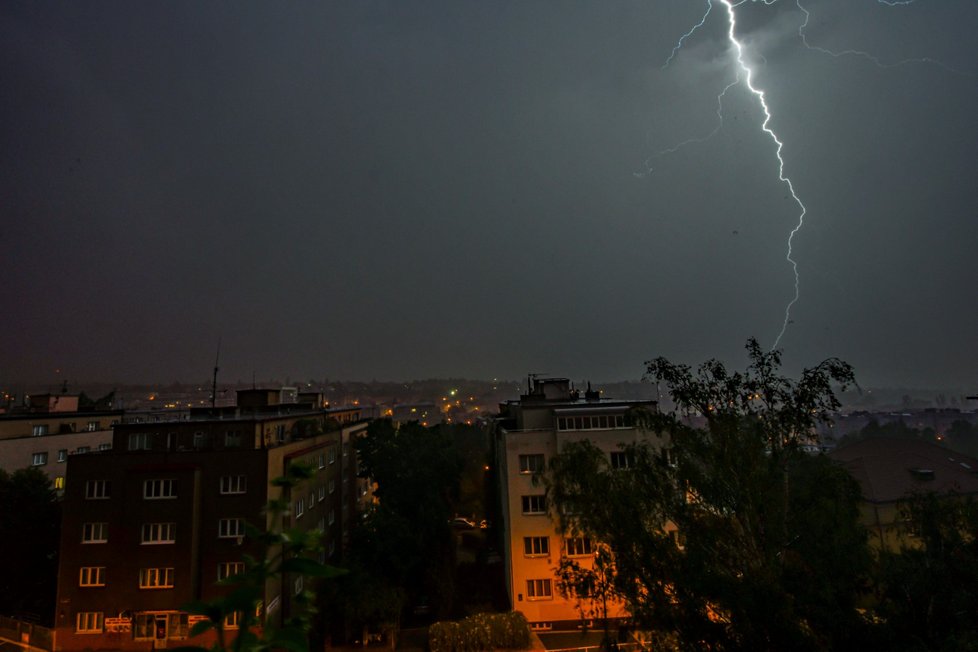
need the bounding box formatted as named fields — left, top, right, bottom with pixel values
left=53, top=390, right=369, bottom=651
left=0, top=397, right=122, bottom=492
left=494, top=378, right=657, bottom=631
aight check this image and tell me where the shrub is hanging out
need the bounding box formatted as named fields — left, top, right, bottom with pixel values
left=428, top=612, right=530, bottom=652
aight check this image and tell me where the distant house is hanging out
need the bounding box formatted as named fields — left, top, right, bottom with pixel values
left=828, top=438, right=978, bottom=549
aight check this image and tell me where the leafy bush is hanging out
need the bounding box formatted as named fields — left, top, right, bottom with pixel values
left=428, top=612, right=530, bottom=652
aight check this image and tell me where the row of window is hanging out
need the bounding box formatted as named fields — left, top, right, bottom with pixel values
left=294, top=481, right=337, bottom=518
left=76, top=612, right=207, bottom=636
left=522, top=536, right=592, bottom=557
left=128, top=430, right=245, bottom=451
left=31, top=445, right=111, bottom=466
left=77, top=562, right=245, bottom=589
left=556, top=414, right=626, bottom=432
left=82, top=475, right=250, bottom=500
left=82, top=518, right=247, bottom=543
left=31, top=421, right=104, bottom=437
left=517, top=450, right=633, bottom=478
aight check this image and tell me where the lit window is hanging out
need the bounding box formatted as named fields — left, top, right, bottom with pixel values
left=31, top=452, right=48, bottom=466
left=144, top=479, right=176, bottom=499
left=79, top=567, right=105, bottom=587
left=87, top=421, right=99, bottom=432
left=81, top=522, right=107, bottom=543
left=526, top=579, right=553, bottom=600
left=85, top=480, right=110, bottom=500
left=141, top=523, right=176, bottom=544
left=523, top=536, right=549, bottom=556
left=218, top=562, right=245, bottom=581
left=224, top=612, right=241, bottom=629
left=54, top=476, right=65, bottom=490
left=518, top=454, right=545, bottom=474
left=521, top=495, right=546, bottom=515
left=218, top=518, right=245, bottom=539
left=57, top=449, right=67, bottom=462
left=220, top=475, right=246, bottom=494
left=565, top=537, right=593, bottom=557
left=139, top=567, right=175, bottom=589
left=76, top=612, right=103, bottom=633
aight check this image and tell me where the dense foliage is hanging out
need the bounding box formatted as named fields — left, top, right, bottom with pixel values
left=428, top=612, right=531, bottom=652
left=545, top=339, right=872, bottom=651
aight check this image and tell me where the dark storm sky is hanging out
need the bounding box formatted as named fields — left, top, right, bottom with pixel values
left=2, top=0, right=977, bottom=387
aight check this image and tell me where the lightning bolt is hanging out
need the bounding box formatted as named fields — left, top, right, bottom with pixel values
left=714, top=0, right=803, bottom=349
left=651, top=0, right=961, bottom=349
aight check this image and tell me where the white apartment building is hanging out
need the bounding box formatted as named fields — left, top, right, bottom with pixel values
left=494, top=377, right=658, bottom=631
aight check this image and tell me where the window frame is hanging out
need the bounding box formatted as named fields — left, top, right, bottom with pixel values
left=81, top=522, right=107, bottom=544
left=521, top=495, right=547, bottom=515
left=141, top=522, right=176, bottom=545
left=523, top=536, right=550, bottom=557
left=76, top=612, right=103, bottom=633
left=526, top=579, right=553, bottom=601
left=518, top=453, right=545, bottom=474
left=217, top=561, right=245, bottom=581
left=218, top=518, right=245, bottom=539
left=220, top=475, right=247, bottom=495
left=143, top=478, right=176, bottom=500
left=138, top=567, right=175, bottom=589
left=79, top=566, right=105, bottom=587
left=85, top=480, right=110, bottom=500
left=565, top=537, right=593, bottom=557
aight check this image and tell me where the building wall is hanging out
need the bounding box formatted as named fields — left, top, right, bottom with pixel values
left=0, top=429, right=113, bottom=488
left=498, top=404, right=658, bottom=630
left=53, top=415, right=370, bottom=652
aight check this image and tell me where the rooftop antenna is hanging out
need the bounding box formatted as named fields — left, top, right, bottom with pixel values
left=210, top=337, right=221, bottom=409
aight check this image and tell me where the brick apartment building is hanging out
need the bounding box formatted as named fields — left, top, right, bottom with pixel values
left=494, top=377, right=658, bottom=631
left=53, top=389, right=371, bottom=651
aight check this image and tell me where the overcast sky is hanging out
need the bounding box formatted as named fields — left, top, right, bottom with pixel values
left=2, top=0, right=976, bottom=387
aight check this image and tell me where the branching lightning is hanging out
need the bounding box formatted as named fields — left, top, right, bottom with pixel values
left=796, top=0, right=967, bottom=75
left=662, top=1, right=713, bottom=69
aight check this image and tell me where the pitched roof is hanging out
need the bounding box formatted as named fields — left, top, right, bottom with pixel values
left=828, top=438, right=978, bottom=503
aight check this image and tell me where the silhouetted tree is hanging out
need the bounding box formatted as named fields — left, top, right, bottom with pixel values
left=544, top=340, right=870, bottom=651
left=0, top=468, right=60, bottom=623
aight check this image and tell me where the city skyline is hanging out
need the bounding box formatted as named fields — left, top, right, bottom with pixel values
left=3, top=1, right=977, bottom=387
